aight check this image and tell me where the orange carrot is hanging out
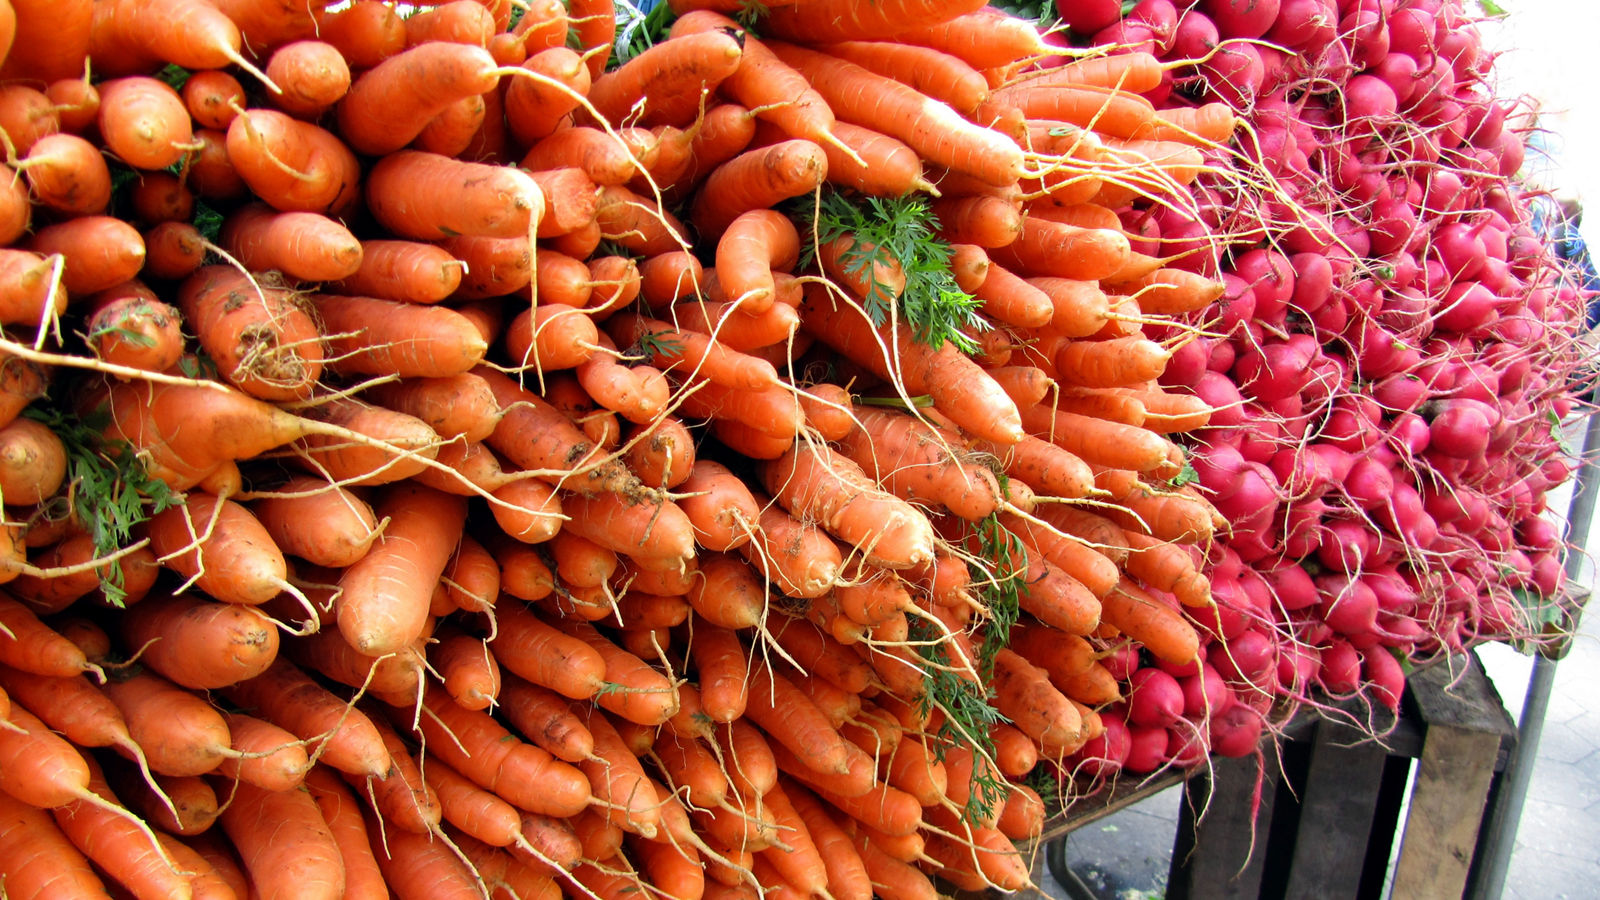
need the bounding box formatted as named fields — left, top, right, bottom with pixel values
left=522, top=126, right=641, bottom=186
left=553, top=618, right=680, bottom=726
left=337, top=483, right=466, bottom=658
left=406, top=689, right=591, bottom=818
left=120, top=591, right=280, bottom=690
left=798, top=283, right=1023, bottom=444
left=144, top=491, right=290, bottom=608
left=713, top=209, right=800, bottom=313
left=334, top=240, right=463, bottom=305
left=770, top=39, right=1021, bottom=186
left=0, top=787, right=113, bottom=899
left=365, top=149, right=542, bottom=241
left=336, top=42, right=500, bottom=156
left=141, top=221, right=206, bottom=280
left=24, top=215, right=143, bottom=296
left=178, top=265, right=324, bottom=401
left=0, top=594, right=99, bottom=677
left=838, top=405, right=1003, bottom=521
left=223, top=108, right=360, bottom=216
left=821, top=39, right=989, bottom=115
left=594, top=183, right=690, bottom=256
left=505, top=46, right=592, bottom=146
left=218, top=778, right=345, bottom=900
left=317, top=292, right=489, bottom=378
left=586, top=28, right=743, bottom=127
left=303, top=767, right=388, bottom=900
left=84, top=290, right=184, bottom=375
left=181, top=70, right=244, bottom=130
left=220, top=203, right=363, bottom=283
left=212, top=711, right=310, bottom=792
left=295, top=396, right=443, bottom=487
left=222, top=659, right=392, bottom=778
left=96, top=76, right=192, bottom=171
left=19, top=132, right=110, bottom=216
left=737, top=492, right=842, bottom=599
left=691, top=139, right=829, bottom=238
left=760, top=439, right=936, bottom=570
left=313, top=0, right=406, bottom=69
left=478, top=367, right=632, bottom=495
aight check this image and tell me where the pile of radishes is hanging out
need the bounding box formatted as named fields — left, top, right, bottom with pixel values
left=1053, top=0, right=1591, bottom=780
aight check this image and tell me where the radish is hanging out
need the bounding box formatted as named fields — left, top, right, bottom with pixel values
left=1124, top=724, right=1172, bottom=773
left=1128, top=668, right=1186, bottom=730
left=1180, top=664, right=1234, bottom=718
left=1200, top=0, right=1281, bottom=38
left=1210, top=703, right=1265, bottom=757
left=1074, top=715, right=1133, bottom=778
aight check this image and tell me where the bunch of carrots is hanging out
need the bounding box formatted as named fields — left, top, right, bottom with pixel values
left=0, top=0, right=1290, bottom=896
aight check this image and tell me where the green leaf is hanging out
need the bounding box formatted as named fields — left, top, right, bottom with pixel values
left=734, top=0, right=769, bottom=31
left=1169, top=459, right=1199, bottom=489
left=156, top=63, right=191, bottom=91
left=1478, top=0, right=1508, bottom=17
left=802, top=189, right=986, bottom=354
left=22, top=400, right=181, bottom=607
left=614, top=0, right=678, bottom=65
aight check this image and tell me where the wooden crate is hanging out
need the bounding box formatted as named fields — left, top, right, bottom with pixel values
left=1162, top=652, right=1518, bottom=900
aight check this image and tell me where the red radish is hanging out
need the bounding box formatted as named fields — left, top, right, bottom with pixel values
left=1200, top=0, right=1281, bottom=38
left=1073, top=715, right=1133, bottom=779
left=1210, top=703, right=1264, bottom=757
left=1128, top=668, right=1185, bottom=730
left=1180, top=665, right=1233, bottom=719
left=1124, top=724, right=1171, bottom=773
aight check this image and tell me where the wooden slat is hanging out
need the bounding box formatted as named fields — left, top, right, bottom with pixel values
left=1165, top=754, right=1276, bottom=900
left=1280, top=720, right=1390, bottom=898
left=1389, top=658, right=1518, bottom=900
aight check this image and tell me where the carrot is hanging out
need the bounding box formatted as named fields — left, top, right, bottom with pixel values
left=223, top=659, right=393, bottom=779
left=219, top=204, right=363, bottom=283
left=318, top=295, right=489, bottom=380
left=1132, top=102, right=1239, bottom=145
left=691, top=139, right=829, bottom=238
left=101, top=760, right=218, bottom=836
left=1018, top=402, right=1175, bottom=475
left=0, top=84, right=59, bottom=155
left=523, top=126, right=641, bottom=186
left=683, top=620, right=747, bottom=725
left=838, top=406, right=1003, bottom=521
left=0, top=664, right=156, bottom=789
left=478, top=367, right=632, bottom=495
left=402, top=0, right=494, bottom=47
left=0, top=414, right=63, bottom=508
left=0, top=594, right=99, bottom=677
left=178, top=265, right=324, bottom=401
left=798, top=284, right=1023, bottom=444
left=423, top=757, right=524, bottom=850
left=364, top=151, right=541, bottom=244
left=737, top=492, right=842, bottom=599
left=744, top=662, right=869, bottom=783
left=490, top=602, right=606, bottom=700
left=930, top=199, right=1021, bottom=259
left=218, top=778, right=345, bottom=900
left=82, top=289, right=183, bottom=376
left=18, top=132, right=110, bottom=216
left=676, top=552, right=761, bottom=631
left=143, top=491, right=293, bottom=610
left=335, top=42, right=499, bottom=156
left=249, top=476, right=379, bottom=569
left=1053, top=337, right=1169, bottom=389
left=821, top=40, right=989, bottom=115
left=607, top=313, right=780, bottom=392
left=355, top=715, right=442, bottom=834
left=425, top=629, right=496, bottom=711
left=222, top=109, right=362, bottom=217
left=586, top=28, right=742, bottom=128
left=624, top=415, right=695, bottom=490
left=303, top=767, right=388, bottom=900
left=95, top=670, right=240, bottom=780
left=0, top=162, right=28, bottom=246
left=986, top=364, right=1054, bottom=410
left=769, top=39, right=1021, bottom=187
left=431, top=534, right=495, bottom=615
left=562, top=704, right=661, bottom=838
left=760, top=439, right=936, bottom=570
left=95, top=77, right=192, bottom=171
left=330, top=482, right=463, bottom=657
left=294, top=396, right=444, bottom=487
left=408, top=689, right=591, bottom=818
left=0, top=788, right=113, bottom=899
left=121, top=592, right=280, bottom=690
left=181, top=70, right=244, bottom=130
left=505, top=46, right=592, bottom=146
left=288, top=627, right=427, bottom=699
left=307, top=2, right=400, bottom=68
left=850, top=824, right=937, bottom=900
left=212, top=711, right=311, bottom=792
left=528, top=167, right=602, bottom=239
left=713, top=209, right=800, bottom=314
left=975, top=433, right=1093, bottom=499
left=532, top=249, right=597, bottom=308
left=594, top=183, right=690, bottom=257
left=558, top=489, right=696, bottom=572
left=583, top=253, right=643, bottom=320
left=179, top=128, right=248, bottom=203
left=90, top=0, right=274, bottom=82
left=574, top=334, right=671, bottom=425
left=990, top=648, right=1083, bottom=757
left=636, top=251, right=704, bottom=309
left=496, top=673, right=596, bottom=764
left=42, top=73, right=96, bottom=134
left=24, top=215, right=143, bottom=296
left=553, top=618, right=680, bottom=726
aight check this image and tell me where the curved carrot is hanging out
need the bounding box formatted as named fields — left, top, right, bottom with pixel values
left=336, top=41, right=500, bottom=156
left=218, top=778, right=345, bottom=900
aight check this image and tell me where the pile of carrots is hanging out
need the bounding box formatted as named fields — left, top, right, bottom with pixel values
left=0, top=0, right=1258, bottom=897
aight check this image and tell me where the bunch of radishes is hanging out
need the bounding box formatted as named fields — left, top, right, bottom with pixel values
left=1053, top=0, right=1591, bottom=779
